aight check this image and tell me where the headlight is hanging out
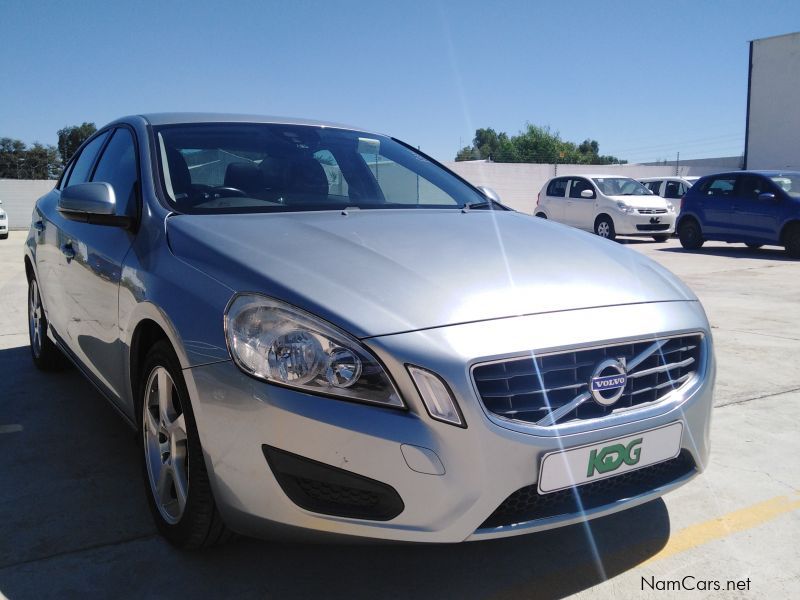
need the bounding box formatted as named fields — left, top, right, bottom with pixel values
left=615, top=201, right=635, bottom=214
left=225, top=294, right=404, bottom=408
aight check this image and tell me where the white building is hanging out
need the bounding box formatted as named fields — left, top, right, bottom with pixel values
left=744, top=31, right=800, bottom=170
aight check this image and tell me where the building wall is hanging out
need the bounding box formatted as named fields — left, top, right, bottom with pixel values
left=0, top=179, right=55, bottom=229
left=746, top=31, right=800, bottom=170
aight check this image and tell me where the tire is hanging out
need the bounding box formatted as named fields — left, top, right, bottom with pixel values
left=139, top=340, right=232, bottom=549
left=745, top=243, right=763, bottom=250
left=678, top=218, right=704, bottom=250
left=594, top=215, right=616, bottom=240
left=0, top=234, right=8, bottom=240
left=652, top=234, right=670, bottom=243
left=28, top=277, right=67, bottom=370
left=784, top=225, right=800, bottom=258
left=535, top=213, right=547, bottom=219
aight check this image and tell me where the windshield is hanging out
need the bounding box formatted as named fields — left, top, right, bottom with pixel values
left=770, top=174, right=800, bottom=198
left=155, top=123, right=488, bottom=214
left=592, top=177, right=652, bottom=196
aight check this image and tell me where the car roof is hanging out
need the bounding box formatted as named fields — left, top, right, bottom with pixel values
left=118, top=112, right=378, bottom=134
left=638, top=176, right=691, bottom=182
left=697, top=170, right=800, bottom=179
left=551, top=173, right=636, bottom=180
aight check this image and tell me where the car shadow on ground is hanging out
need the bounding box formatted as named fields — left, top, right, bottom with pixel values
left=658, top=244, right=794, bottom=261
left=0, top=343, right=672, bottom=599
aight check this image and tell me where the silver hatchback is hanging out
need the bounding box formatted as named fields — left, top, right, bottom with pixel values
left=25, top=114, right=715, bottom=548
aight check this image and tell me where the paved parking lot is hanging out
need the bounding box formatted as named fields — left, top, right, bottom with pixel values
left=1, top=230, right=798, bottom=599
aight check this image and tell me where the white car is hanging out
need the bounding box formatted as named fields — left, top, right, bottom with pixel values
left=536, top=175, right=675, bottom=241
left=0, top=200, right=8, bottom=239
left=639, top=176, right=699, bottom=212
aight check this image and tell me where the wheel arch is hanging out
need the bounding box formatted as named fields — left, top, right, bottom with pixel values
left=125, top=304, right=194, bottom=423
left=594, top=213, right=613, bottom=227
left=779, top=219, right=800, bottom=245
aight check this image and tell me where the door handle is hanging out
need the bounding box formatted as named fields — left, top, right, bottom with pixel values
left=34, top=220, right=45, bottom=233
left=61, top=243, right=75, bottom=262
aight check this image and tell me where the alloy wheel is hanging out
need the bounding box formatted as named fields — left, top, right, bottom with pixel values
left=597, top=221, right=611, bottom=238
left=28, top=280, right=43, bottom=358
left=143, top=366, right=189, bottom=525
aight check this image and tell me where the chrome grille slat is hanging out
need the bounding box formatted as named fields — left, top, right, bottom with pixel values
left=629, top=373, right=691, bottom=396
left=473, top=334, right=703, bottom=427
left=480, top=381, right=588, bottom=399
left=628, top=357, right=695, bottom=378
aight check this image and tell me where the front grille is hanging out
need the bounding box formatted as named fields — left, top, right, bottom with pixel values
left=636, top=223, right=671, bottom=231
left=472, top=334, right=703, bottom=426
left=637, top=208, right=668, bottom=214
left=479, top=450, right=696, bottom=529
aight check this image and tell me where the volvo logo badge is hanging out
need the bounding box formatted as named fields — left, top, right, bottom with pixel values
left=589, top=358, right=628, bottom=406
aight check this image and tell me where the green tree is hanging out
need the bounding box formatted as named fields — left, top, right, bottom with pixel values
left=455, top=145, right=481, bottom=161
left=0, top=137, right=62, bottom=179
left=57, top=122, right=97, bottom=164
left=455, top=124, right=626, bottom=165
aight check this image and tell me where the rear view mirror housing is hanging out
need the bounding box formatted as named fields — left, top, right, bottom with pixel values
left=580, top=189, right=594, bottom=199
left=758, top=192, right=777, bottom=202
left=59, top=182, right=132, bottom=228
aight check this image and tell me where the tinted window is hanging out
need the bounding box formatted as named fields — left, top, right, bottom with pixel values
left=91, top=128, right=139, bottom=217
left=644, top=181, right=662, bottom=195
left=547, top=178, right=568, bottom=197
left=65, top=131, right=110, bottom=187
left=569, top=178, right=594, bottom=198
left=156, top=124, right=486, bottom=213
left=664, top=181, right=683, bottom=199
left=704, top=176, right=737, bottom=196
left=736, top=175, right=768, bottom=200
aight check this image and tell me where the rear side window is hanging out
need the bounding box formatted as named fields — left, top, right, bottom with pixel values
left=64, top=131, right=111, bottom=187
left=547, top=178, right=568, bottom=197
left=91, top=128, right=139, bottom=217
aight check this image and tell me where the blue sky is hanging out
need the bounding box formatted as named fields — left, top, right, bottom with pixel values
left=2, top=0, right=798, bottom=163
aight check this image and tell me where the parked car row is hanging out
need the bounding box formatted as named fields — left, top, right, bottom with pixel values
left=535, top=170, right=800, bottom=257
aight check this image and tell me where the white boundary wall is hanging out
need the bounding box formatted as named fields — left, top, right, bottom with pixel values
left=1, top=156, right=739, bottom=226
left=0, top=179, right=55, bottom=229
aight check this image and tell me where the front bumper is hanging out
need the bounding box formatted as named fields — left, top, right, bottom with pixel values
left=614, top=211, right=675, bottom=236
left=183, top=301, right=714, bottom=543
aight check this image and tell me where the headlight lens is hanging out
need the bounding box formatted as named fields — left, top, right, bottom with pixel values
left=225, top=294, right=403, bottom=408
left=615, top=201, right=635, bottom=214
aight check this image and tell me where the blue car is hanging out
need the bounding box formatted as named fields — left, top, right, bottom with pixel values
left=677, top=170, right=800, bottom=257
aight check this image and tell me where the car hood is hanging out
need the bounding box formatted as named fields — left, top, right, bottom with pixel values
left=606, top=195, right=671, bottom=209
left=166, top=209, right=696, bottom=338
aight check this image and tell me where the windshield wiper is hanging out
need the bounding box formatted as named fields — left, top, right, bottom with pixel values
left=461, top=201, right=492, bottom=212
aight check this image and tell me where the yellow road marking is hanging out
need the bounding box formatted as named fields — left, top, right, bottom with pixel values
left=641, top=493, right=800, bottom=565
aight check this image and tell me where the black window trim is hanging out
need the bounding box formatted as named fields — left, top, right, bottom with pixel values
left=89, top=124, right=144, bottom=229
left=61, top=128, right=113, bottom=190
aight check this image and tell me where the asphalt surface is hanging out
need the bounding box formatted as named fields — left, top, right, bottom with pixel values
left=1, top=230, right=798, bottom=599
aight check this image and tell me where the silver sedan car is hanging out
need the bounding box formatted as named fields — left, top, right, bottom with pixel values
left=25, top=114, right=715, bottom=549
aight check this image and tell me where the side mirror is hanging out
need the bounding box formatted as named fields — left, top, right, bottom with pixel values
left=758, top=192, right=777, bottom=202
left=59, top=182, right=131, bottom=227
left=580, top=189, right=594, bottom=199
left=476, top=186, right=501, bottom=203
